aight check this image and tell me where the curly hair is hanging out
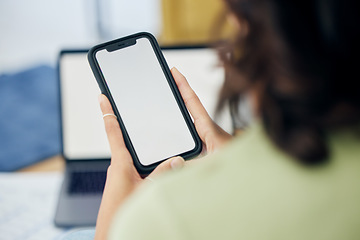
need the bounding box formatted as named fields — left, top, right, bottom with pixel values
left=218, top=0, right=360, bottom=165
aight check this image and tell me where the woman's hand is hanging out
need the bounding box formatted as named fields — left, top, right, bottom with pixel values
left=171, top=67, right=232, bottom=154
left=95, top=95, right=185, bottom=240
left=95, top=67, right=231, bottom=240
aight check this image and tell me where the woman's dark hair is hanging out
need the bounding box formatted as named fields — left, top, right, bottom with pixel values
left=218, top=0, right=360, bottom=165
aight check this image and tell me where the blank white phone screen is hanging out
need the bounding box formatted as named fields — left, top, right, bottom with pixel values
left=96, top=37, right=196, bottom=166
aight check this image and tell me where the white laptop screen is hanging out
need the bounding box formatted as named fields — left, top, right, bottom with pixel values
left=60, top=52, right=111, bottom=160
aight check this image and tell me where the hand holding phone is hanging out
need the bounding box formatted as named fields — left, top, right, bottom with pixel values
left=88, top=32, right=201, bottom=174
left=94, top=66, right=232, bottom=240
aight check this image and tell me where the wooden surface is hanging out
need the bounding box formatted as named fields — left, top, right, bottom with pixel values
left=18, top=155, right=65, bottom=172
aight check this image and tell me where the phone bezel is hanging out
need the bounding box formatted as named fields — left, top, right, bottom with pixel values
left=88, top=32, right=202, bottom=175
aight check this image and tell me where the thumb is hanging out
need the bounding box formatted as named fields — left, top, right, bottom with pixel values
left=147, top=156, right=185, bottom=179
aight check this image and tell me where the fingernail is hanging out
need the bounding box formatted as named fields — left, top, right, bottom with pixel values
left=170, top=157, right=185, bottom=170
left=98, top=94, right=103, bottom=103
left=170, top=66, right=178, bottom=73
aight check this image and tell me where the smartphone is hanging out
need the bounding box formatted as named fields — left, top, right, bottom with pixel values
left=88, top=32, right=202, bottom=175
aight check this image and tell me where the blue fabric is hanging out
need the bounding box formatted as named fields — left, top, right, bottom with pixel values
left=0, top=65, right=60, bottom=171
left=60, top=229, right=95, bottom=240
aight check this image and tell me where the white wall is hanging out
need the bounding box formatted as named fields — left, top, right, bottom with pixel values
left=0, top=0, right=161, bottom=73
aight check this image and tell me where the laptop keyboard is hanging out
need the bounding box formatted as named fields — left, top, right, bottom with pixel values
left=68, top=171, right=107, bottom=194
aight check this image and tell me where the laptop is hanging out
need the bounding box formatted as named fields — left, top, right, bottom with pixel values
left=54, top=50, right=110, bottom=227
left=54, top=47, right=230, bottom=227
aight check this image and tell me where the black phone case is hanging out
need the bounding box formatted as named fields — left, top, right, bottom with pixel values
left=87, top=32, right=202, bottom=175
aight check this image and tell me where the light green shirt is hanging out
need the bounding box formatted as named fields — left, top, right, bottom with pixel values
left=109, top=124, right=360, bottom=239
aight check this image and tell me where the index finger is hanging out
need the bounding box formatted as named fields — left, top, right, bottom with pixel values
left=171, top=67, right=212, bottom=125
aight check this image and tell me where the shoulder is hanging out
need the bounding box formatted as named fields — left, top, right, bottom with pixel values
left=110, top=123, right=360, bottom=240
left=108, top=179, right=187, bottom=240
left=108, top=123, right=288, bottom=239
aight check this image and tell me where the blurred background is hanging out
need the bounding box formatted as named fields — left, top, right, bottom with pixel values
left=0, top=0, right=233, bottom=172
left=0, top=1, right=235, bottom=238
left=0, top=0, right=229, bottom=73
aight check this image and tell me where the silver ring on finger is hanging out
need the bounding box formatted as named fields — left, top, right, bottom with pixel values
left=102, top=113, right=117, bottom=119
